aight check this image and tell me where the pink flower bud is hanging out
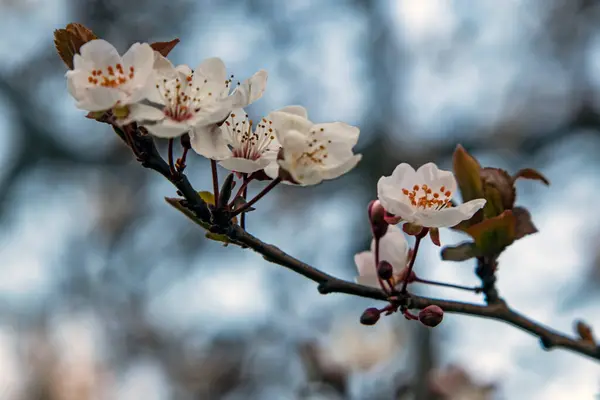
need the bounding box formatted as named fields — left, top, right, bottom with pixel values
left=360, top=307, right=381, bottom=326
left=419, top=305, right=444, bottom=327
left=368, top=200, right=388, bottom=239
left=383, top=210, right=402, bottom=225
left=377, top=261, right=393, bottom=280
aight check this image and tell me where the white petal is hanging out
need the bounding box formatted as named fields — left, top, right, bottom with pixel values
left=195, top=57, right=227, bottom=84
left=263, top=162, right=280, bottom=179
left=273, top=105, right=308, bottom=119
left=76, top=87, right=122, bottom=112
left=312, top=122, right=360, bottom=146
left=414, top=198, right=485, bottom=228
left=128, top=103, right=165, bottom=122
left=79, top=39, right=121, bottom=66
left=320, top=154, right=362, bottom=180
left=271, top=112, right=313, bottom=139
left=230, top=69, right=268, bottom=108
left=219, top=157, right=268, bottom=174
left=354, top=251, right=376, bottom=277
left=122, top=42, right=154, bottom=86
left=415, top=162, right=457, bottom=195
left=144, top=119, right=188, bottom=138
left=278, top=159, right=323, bottom=186
left=377, top=174, right=417, bottom=220
left=153, top=52, right=176, bottom=75
left=371, top=225, right=409, bottom=271
left=190, top=124, right=231, bottom=160
left=65, top=69, right=86, bottom=99
left=72, top=53, right=87, bottom=70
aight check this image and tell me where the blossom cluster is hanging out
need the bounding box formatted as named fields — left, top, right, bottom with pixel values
left=65, top=39, right=361, bottom=186
left=60, top=30, right=556, bottom=330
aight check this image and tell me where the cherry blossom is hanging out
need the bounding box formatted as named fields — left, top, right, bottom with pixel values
left=377, top=163, right=486, bottom=228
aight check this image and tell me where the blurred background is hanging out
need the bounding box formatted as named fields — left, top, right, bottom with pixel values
left=1, top=0, right=600, bottom=398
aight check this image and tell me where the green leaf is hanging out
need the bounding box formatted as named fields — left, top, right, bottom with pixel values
left=465, top=210, right=516, bottom=256
left=441, top=241, right=481, bottom=261
left=165, top=196, right=239, bottom=246
left=482, top=181, right=505, bottom=219
left=198, top=191, right=216, bottom=206
left=453, top=145, right=484, bottom=203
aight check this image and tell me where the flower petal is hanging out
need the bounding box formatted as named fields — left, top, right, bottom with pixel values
left=371, top=225, right=409, bottom=272
left=195, top=57, right=227, bottom=84
left=273, top=105, right=308, bottom=119
left=415, top=162, right=457, bottom=196
left=79, top=39, right=121, bottom=67
left=121, top=42, right=154, bottom=87
left=320, top=154, right=362, bottom=180
left=128, top=103, right=165, bottom=122
left=414, top=198, right=486, bottom=228
left=312, top=122, right=360, bottom=147
left=354, top=251, right=376, bottom=278
left=219, top=157, right=268, bottom=174
left=263, top=163, right=280, bottom=180
left=189, top=124, right=231, bottom=160
left=271, top=112, right=313, bottom=138
left=230, top=69, right=268, bottom=108
left=144, top=119, right=188, bottom=138
left=76, top=87, right=122, bottom=112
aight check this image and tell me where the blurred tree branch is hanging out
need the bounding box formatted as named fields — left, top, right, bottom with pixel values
left=125, top=125, right=600, bottom=363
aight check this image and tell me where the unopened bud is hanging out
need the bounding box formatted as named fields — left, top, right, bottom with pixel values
left=377, top=261, right=394, bottom=280
left=360, top=307, right=381, bottom=326
left=419, top=305, right=444, bottom=327
left=368, top=200, right=388, bottom=239
left=397, top=267, right=417, bottom=283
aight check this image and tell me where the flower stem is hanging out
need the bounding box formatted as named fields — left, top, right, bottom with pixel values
left=211, top=160, right=219, bottom=207
left=416, top=278, right=483, bottom=293
left=176, top=147, right=189, bottom=172
left=231, top=177, right=281, bottom=218
left=400, top=234, right=424, bottom=294
left=168, top=138, right=176, bottom=176
left=229, top=175, right=253, bottom=208
left=373, top=238, right=390, bottom=295
left=241, top=173, right=248, bottom=230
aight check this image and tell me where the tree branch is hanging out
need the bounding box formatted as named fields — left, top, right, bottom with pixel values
left=131, top=128, right=600, bottom=363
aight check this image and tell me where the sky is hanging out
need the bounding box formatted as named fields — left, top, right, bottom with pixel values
left=0, top=0, right=600, bottom=399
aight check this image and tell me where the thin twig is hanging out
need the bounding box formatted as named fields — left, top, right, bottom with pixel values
left=401, top=235, right=423, bottom=294
left=211, top=160, right=219, bottom=207
left=129, top=126, right=600, bottom=362
left=231, top=177, right=281, bottom=217
left=415, top=278, right=482, bottom=293
left=167, top=138, right=176, bottom=176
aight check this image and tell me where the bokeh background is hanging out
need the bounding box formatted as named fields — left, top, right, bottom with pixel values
left=1, top=0, right=600, bottom=398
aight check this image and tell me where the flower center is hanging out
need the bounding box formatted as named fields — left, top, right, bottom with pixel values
left=224, top=113, right=276, bottom=160
left=295, top=127, right=332, bottom=167
left=87, top=64, right=133, bottom=88
left=156, top=74, right=233, bottom=122
left=402, top=184, right=452, bottom=210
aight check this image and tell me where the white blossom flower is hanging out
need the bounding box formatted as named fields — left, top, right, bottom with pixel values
left=377, top=162, right=486, bottom=228
left=66, top=39, right=155, bottom=112
left=267, top=111, right=361, bottom=185
left=218, top=106, right=307, bottom=174
left=128, top=55, right=267, bottom=160
left=354, top=225, right=409, bottom=288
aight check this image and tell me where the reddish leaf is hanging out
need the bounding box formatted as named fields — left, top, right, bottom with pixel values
left=429, top=228, right=441, bottom=246
left=54, top=23, right=98, bottom=69
left=512, top=206, right=538, bottom=240
left=465, top=210, right=516, bottom=256
left=150, top=38, right=180, bottom=57
left=512, top=168, right=550, bottom=186
left=441, top=241, right=480, bottom=262
left=575, top=320, right=595, bottom=344
left=480, top=167, right=516, bottom=210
